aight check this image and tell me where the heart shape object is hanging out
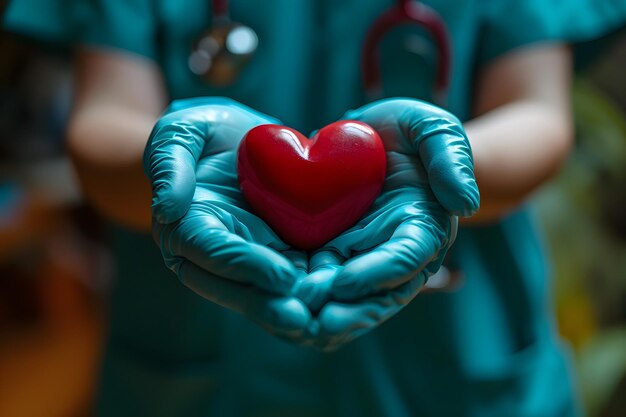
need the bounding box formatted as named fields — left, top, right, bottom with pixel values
left=237, top=121, right=386, bottom=250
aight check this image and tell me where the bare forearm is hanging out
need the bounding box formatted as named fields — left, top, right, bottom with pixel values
left=68, top=49, right=167, bottom=231
left=463, top=100, right=573, bottom=223
left=67, top=107, right=158, bottom=230
left=461, top=45, right=573, bottom=224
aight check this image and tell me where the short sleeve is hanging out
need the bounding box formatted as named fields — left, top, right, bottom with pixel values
left=478, top=0, right=626, bottom=64
left=2, top=0, right=158, bottom=59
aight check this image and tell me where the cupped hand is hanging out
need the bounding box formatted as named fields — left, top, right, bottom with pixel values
left=144, top=97, right=312, bottom=340
left=293, top=98, right=480, bottom=350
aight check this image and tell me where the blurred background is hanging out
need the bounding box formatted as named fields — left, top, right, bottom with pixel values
left=0, top=9, right=625, bottom=417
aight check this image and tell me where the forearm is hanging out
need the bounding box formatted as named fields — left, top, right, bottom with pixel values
left=463, top=99, right=573, bottom=223
left=67, top=107, right=158, bottom=230
left=67, top=48, right=167, bottom=231
left=461, top=44, right=573, bottom=224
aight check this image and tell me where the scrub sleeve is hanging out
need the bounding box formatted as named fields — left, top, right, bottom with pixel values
left=3, top=0, right=158, bottom=58
left=434, top=2, right=626, bottom=416
left=478, top=0, right=626, bottom=62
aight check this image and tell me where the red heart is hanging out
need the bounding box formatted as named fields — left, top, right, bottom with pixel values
left=237, top=120, right=386, bottom=250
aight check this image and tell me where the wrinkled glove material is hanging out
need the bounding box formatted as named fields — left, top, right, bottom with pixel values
left=144, top=97, right=479, bottom=351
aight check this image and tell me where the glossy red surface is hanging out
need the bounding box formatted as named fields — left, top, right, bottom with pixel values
left=237, top=121, right=386, bottom=250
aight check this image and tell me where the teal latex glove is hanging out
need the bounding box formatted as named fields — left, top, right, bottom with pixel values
left=144, top=97, right=478, bottom=351
left=296, top=98, right=480, bottom=349
left=144, top=97, right=312, bottom=341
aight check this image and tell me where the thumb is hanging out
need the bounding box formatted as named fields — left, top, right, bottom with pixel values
left=411, top=119, right=480, bottom=217
left=144, top=114, right=207, bottom=224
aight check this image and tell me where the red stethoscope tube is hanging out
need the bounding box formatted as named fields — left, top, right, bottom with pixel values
left=362, top=0, right=451, bottom=101
left=212, top=0, right=229, bottom=20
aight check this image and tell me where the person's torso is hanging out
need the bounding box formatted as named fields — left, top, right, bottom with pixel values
left=100, top=2, right=577, bottom=416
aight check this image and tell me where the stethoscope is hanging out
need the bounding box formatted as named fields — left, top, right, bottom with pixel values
left=189, top=0, right=451, bottom=102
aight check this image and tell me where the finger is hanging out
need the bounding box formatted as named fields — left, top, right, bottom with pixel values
left=179, top=261, right=311, bottom=340
left=317, top=196, right=423, bottom=258
left=331, top=213, right=450, bottom=300
left=163, top=213, right=300, bottom=295
left=284, top=249, right=331, bottom=309
left=291, top=267, right=337, bottom=313
left=316, top=274, right=426, bottom=351
left=414, top=128, right=480, bottom=217
left=291, top=249, right=344, bottom=312
left=144, top=114, right=208, bottom=224
left=164, top=97, right=240, bottom=113
left=397, top=101, right=479, bottom=216
left=424, top=215, right=458, bottom=277
left=309, top=249, right=345, bottom=271
left=282, top=250, right=308, bottom=275
left=145, top=99, right=281, bottom=224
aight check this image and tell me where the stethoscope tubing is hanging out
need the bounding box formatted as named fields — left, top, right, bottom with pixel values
left=362, top=0, right=451, bottom=102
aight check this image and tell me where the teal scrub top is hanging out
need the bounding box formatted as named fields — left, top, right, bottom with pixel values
left=5, top=1, right=626, bottom=416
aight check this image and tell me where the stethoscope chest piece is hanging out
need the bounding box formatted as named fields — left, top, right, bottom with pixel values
left=189, top=19, right=258, bottom=87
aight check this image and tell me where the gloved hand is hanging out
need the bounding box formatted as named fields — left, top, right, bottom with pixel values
left=145, top=97, right=478, bottom=351
left=144, top=97, right=312, bottom=341
left=294, top=98, right=480, bottom=350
